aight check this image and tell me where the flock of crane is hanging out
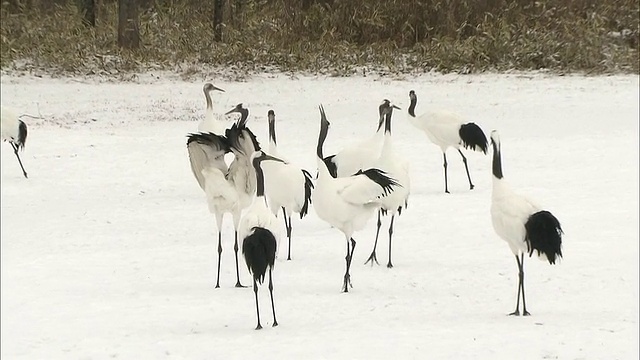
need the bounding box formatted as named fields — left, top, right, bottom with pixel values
left=0, top=83, right=564, bottom=330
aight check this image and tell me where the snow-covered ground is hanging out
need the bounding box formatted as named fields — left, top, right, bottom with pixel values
left=1, top=72, right=638, bottom=359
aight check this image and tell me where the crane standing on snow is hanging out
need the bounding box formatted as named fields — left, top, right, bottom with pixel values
left=490, top=130, right=563, bottom=316
left=364, top=100, right=411, bottom=269
left=1, top=105, right=29, bottom=179
left=313, top=104, right=400, bottom=293
left=239, top=150, right=283, bottom=330
left=186, top=104, right=258, bottom=288
left=262, top=109, right=314, bottom=261
left=406, top=90, right=487, bottom=193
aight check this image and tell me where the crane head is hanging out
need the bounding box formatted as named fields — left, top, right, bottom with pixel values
left=225, top=103, right=249, bottom=128
left=490, top=130, right=501, bottom=147
left=203, top=83, right=225, bottom=93
left=267, top=110, right=275, bottom=123
left=378, top=100, right=400, bottom=129
left=250, top=150, right=286, bottom=168
left=226, top=123, right=261, bottom=158
left=225, top=103, right=245, bottom=115
left=318, top=104, right=330, bottom=128
left=409, top=90, right=417, bottom=101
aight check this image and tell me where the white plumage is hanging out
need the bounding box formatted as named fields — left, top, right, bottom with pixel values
left=321, top=106, right=386, bottom=178
left=239, top=150, right=281, bottom=330
left=364, top=100, right=411, bottom=268
left=313, top=105, right=400, bottom=292
left=1, top=105, right=29, bottom=178
left=261, top=109, right=314, bottom=260
left=187, top=105, right=259, bottom=288
left=197, top=83, right=226, bottom=134
left=238, top=151, right=283, bottom=254
left=407, top=90, right=488, bottom=193
left=490, top=130, right=564, bottom=316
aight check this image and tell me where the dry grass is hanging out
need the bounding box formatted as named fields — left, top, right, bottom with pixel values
left=1, top=0, right=638, bottom=78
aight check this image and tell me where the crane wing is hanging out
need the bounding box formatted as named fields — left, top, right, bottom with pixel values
left=336, top=169, right=399, bottom=205
left=202, top=166, right=239, bottom=213
left=491, top=188, right=542, bottom=246
left=187, top=132, right=229, bottom=191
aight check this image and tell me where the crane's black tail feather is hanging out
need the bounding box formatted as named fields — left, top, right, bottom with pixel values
left=354, top=168, right=400, bottom=196
left=525, top=210, right=563, bottom=264
left=300, top=169, right=314, bottom=218
left=459, top=123, right=488, bottom=154
left=242, top=227, right=277, bottom=284
left=16, top=120, right=27, bottom=150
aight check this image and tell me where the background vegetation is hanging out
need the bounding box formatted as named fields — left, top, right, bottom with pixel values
left=1, top=0, right=638, bottom=78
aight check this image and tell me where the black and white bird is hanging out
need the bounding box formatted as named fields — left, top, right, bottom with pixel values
left=1, top=105, right=29, bottom=178
left=186, top=104, right=258, bottom=288
left=240, top=150, right=283, bottom=330
left=262, top=109, right=314, bottom=260
left=490, top=130, right=563, bottom=316
left=321, top=105, right=387, bottom=178
left=407, top=90, right=488, bottom=193
left=313, top=104, right=400, bottom=292
left=364, top=100, right=411, bottom=268
left=197, top=83, right=226, bottom=134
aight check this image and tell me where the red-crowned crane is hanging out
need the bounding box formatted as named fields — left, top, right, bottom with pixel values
left=240, top=150, right=285, bottom=330
left=262, top=110, right=314, bottom=260
left=313, top=104, right=400, bottom=292
left=186, top=104, right=257, bottom=288
left=407, top=90, right=488, bottom=193
left=490, top=130, right=563, bottom=316
left=364, top=100, right=411, bottom=268
left=1, top=105, right=28, bottom=178
left=197, top=83, right=226, bottom=134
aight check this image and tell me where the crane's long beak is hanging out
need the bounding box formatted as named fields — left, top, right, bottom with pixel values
left=225, top=108, right=237, bottom=115
left=260, top=153, right=286, bottom=164
left=213, top=85, right=225, bottom=92
left=392, top=105, right=401, bottom=110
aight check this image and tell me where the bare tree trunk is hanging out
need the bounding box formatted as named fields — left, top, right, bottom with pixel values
left=213, top=0, right=224, bottom=42
left=235, top=0, right=243, bottom=26
left=80, top=0, right=96, bottom=27
left=118, top=0, right=140, bottom=49
left=139, top=0, right=154, bottom=10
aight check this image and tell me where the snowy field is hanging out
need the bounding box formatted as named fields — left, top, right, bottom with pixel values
left=1, top=72, right=638, bottom=359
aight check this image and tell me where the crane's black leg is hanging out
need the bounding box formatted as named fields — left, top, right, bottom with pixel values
left=519, top=253, right=530, bottom=316
left=234, top=231, right=247, bottom=288
left=365, top=210, right=382, bottom=265
left=343, top=238, right=351, bottom=293
left=443, top=152, right=449, bottom=193
left=215, top=231, right=222, bottom=288
left=10, top=143, right=27, bottom=179
left=509, top=254, right=524, bottom=316
left=458, top=149, right=474, bottom=190
left=387, top=215, right=395, bottom=268
left=268, top=268, right=278, bottom=327
left=282, top=207, right=292, bottom=260
left=343, top=237, right=357, bottom=292
left=253, top=278, right=262, bottom=330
